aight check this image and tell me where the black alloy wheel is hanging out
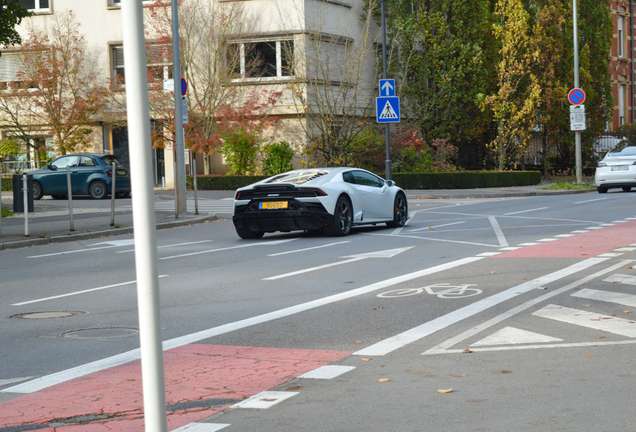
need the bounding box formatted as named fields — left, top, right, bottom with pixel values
left=236, top=227, right=265, bottom=239
left=89, top=181, right=108, bottom=199
left=597, top=186, right=608, bottom=194
left=386, top=192, right=408, bottom=228
left=32, top=182, right=44, bottom=200
left=324, top=195, right=353, bottom=236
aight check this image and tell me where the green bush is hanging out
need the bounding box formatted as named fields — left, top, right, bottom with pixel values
left=186, top=171, right=541, bottom=190
left=1, top=177, right=12, bottom=191
left=261, top=141, right=294, bottom=175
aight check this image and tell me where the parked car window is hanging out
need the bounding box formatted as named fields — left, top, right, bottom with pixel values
left=79, top=156, right=97, bottom=167
left=352, top=171, right=383, bottom=188
left=50, top=156, right=79, bottom=170
left=343, top=171, right=355, bottom=184
left=608, top=145, right=636, bottom=157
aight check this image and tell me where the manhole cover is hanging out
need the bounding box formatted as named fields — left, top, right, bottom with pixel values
left=62, top=327, right=139, bottom=340
left=10, top=311, right=86, bottom=319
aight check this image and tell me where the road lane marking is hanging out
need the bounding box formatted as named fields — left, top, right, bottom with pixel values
left=263, top=247, right=413, bottom=280
left=504, top=207, right=549, bottom=216
left=408, top=221, right=466, bottom=232
left=470, top=327, right=563, bottom=346
left=0, top=377, right=34, bottom=387
left=28, top=244, right=129, bottom=258
left=159, top=239, right=297, bottom=260
left=371, top=232, right=499, bottom=247
left=12, top=275, right=170, bottom=306
left=354, top=257, right=610, bottom=357
left=604, top=274, right=636, bottom=285
left=422, top=260, right=630, bottom=355
left=174, top=424, right=230, bottom=432
left=572, top=288, right=636, bottom=307
left=441, top=340, right=636, bottom=354
left=4, top=256, right=483, bottom=394
left=299, top=365, right=356, bottom=379
left=488, top=216, right=508, bottom=247
left=574, top=197, right=610, bottom=204
left=117, top=240, right=213, bottom=253
left=231, top=391, right=298, bottom=409
left=533, top=304, right=636, bottom=337
left=267, top=241, right=350, bottom=256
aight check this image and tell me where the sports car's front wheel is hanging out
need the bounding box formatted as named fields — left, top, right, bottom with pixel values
left=386, top=192, right=408, bottom=228
left=236, top=228, right=265, bottom=239
left=324, top=195, right=353, bottom=236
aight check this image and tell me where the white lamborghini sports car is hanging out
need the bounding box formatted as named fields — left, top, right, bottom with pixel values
left=232, top=167, right=409, bottom=239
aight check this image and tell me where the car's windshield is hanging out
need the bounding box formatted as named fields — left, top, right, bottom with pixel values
left=266, top=170, right=328, bottom=185
left=100, top=155, right=121, bottom=166
left=607, top=145, right=636, bottom=157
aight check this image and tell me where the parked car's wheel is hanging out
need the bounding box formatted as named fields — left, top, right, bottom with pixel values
left=597, top=186, right=608, bottom=194
left=324, top=195, right=353, bottom=236
left=622, top=187, right=632, bottom=192
left=115, top=191, right=130, bottom=198
left=32, top=182, right=44, bottom=200
left=386, top=192, right=408, bottom=228
left=89, top=181, right=107, bottom=199
left=51, top=194, right=67, bottom=200
left=236, top=228, right=265, bottom=239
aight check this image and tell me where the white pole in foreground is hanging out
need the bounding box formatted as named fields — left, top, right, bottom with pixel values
left=121, top=1, right=168, bottom=432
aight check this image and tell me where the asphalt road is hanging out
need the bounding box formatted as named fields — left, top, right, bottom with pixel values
left=1, top=190, right=635, bottom=432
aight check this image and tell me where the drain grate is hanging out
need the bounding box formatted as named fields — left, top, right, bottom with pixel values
left=61, top=327, right=138, bottom=340
left=10, top=311, right=86, bottom=319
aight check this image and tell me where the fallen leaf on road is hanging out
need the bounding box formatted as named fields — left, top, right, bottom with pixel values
left=437, top=388, right=453, bottom=394
left=491, top=271, right=496, bottom=274
left=500, top=370, right=512, bottom=374
left=361, top=358, right=372, bottom=361
left=583, top=354, right=596, bottom=357
left=624, top=311, right=631, bottom=314
left=451, top=374, right=467, bottom=378
left=462, top=349, right=473, bottom=354
left=378, top=378, right=390, bottom=382
left=582, top=304, right=591, bottom=307
left=538, top=287, right=547, bottom=290
left=356, top=341, right=362, bottom=343
left=429, top=227, right=434, bottom=230
left=627, top=266, right=633, bottom=269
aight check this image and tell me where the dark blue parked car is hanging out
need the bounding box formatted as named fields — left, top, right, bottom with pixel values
left=30, top=154, right=131, bottom=200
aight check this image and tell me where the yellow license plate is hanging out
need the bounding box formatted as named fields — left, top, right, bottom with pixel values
left=117, top=170, right=126, bottom=175
left=260, top=201, right=288, bottom=209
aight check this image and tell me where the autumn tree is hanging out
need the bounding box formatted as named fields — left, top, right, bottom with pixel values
left=145, top=0, right=259, bottom=174
left=480, top=0, right=540, bottom=170
left=0, top=11, right=108, bottom=160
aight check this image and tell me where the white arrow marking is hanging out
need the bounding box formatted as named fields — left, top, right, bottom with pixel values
left=160, top=239, right=297, bottom=260
left=471, top=326, right=563, bottom=347
left=263, top=247, right=414, bottom=280
left=381, top=80, right=394, bottom=95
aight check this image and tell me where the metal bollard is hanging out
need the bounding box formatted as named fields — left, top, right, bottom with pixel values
left=193, top=157, right=199, bottom=215
left=23, top=174, right=29, bottom=237
left=67, top=165, right=74, bottom=231
left=110, top=162, right=116, bottom=226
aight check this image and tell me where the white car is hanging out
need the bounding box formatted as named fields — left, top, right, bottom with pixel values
left=232, top=167, right=408, bottom=239
left=594, top=145, right=636, bottom=193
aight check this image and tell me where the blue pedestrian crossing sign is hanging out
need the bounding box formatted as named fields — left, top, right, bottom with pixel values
left=379, top=79, right=396, bottom=97
left=376, top=97, right=400, bottom=123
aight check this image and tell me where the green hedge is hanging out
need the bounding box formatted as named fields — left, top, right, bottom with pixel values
left=1, top=177, right=12, bottom=191
left=186, top=171, right=541, bottom=190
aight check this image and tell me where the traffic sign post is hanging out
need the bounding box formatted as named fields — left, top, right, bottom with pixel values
left=379, top=79, right=395, bottom=97
left=376, top=97, right=400, bottom=123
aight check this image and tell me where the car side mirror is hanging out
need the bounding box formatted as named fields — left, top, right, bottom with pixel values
left=48, top=164, right=57, bottom=171
left=386, top=180, right=394, bottom=187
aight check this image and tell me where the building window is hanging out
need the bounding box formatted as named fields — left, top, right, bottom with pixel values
left=111, top=0, right=154, bottom=5
left=111, top=44, right=173, bottom=85
left=112, top=46, right=125, bottom=83
left=619, top=85, right=626, bottom=126
left=19, top=0, right=50, bottom=12
left=0, top=54, right=21, bottom=89
left=228, top=40, right=294, bottom=80
left=618, top=16, right=625, bottom=58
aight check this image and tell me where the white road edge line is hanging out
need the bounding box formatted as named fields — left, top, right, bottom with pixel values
left=354, top=257, right=610, bottom=357
left=117, top=240, right=213, bottom=254
left=504, top=207, right=549, bottom=216
left=3, top=256, right=483, bottom=394
left=12, top=276, right=170, bottom=306
left=159, top=239, right=297, bottom=260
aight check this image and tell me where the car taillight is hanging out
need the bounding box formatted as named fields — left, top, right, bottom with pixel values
left=235, top=191, right=242, bottom=200
left=298, top=188, right=327, bottom=197
left=597, top=162, right=607, bottom=168
left=106, top=169, right=112, bottom=177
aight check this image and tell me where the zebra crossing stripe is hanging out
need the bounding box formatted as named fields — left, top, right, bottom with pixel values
left=533, top=304, right=636, bottom=337
left=572, top=288, right=636, bottom=307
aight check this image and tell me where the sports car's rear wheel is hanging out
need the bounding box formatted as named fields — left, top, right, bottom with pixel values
left=386, top=192, right=408, bottom=228
left=622, top=187, right=632, bottom=192
left=324, top=195, right=353, bottom=237
left=597, top=186, right=608, bottom=194
left=236, top=228, right=265, bottom=239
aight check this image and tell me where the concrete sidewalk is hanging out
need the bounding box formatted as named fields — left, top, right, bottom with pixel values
left=0, top=183, right=594, bottom=250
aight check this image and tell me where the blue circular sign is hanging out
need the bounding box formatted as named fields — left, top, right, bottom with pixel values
left=568, top=88, right=585, bottom=105
left=180, top=78, right=187, bottom=95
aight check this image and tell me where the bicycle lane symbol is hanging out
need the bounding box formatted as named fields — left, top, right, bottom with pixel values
left=377, top=283, right=482, bottom=299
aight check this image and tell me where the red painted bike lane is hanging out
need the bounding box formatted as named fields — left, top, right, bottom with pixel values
left=0, top=345, right=351, bottom=431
